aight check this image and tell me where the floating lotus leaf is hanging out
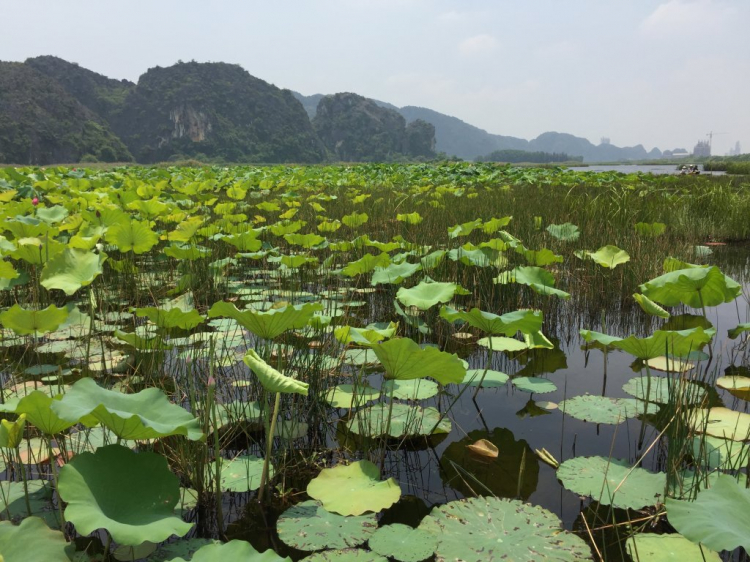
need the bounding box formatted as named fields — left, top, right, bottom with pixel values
left=347, top=403, right=450, bottom=438
left=167, top=539, right=291, bottom=562
left=477, top=336, right=528, bottom=352
left=612, top=327, right=714, bottom=360
left=689, top=407, right=750, bottom=441
left=307, top=460, right=401, bottom=516
left=369, top=338, right=465, bottom=385
left=626, top=533, right=720, bottom=562
left=368, top=523, right=437, bottom=562
left=301, top=549, right=386, bottom=562
left=622, top=376, right=706, bottom=405
left=633, top=293, right=671, bottom=319
left=208, top=301, right=322, bottom=340
left=439, top=306, right=542, bottom=335
left=243, top=349, right=309, bottom=396
left=512, top=376, right=556, bottom=394
left=277, top=500, right=377, bottom=551
left=644, top=356, right=694, bottom=372
left=325, top=384, right=380, bottom=408
left=546, top=222, right=580, bottom=241
left=462, top=369, right=509, bottom=387
left=381, top=379, right=438, bottom=400
left=371, top=262, right=422, bottom=285
left=0, top=516, right=69, bottom=561
left=556, top=456, right=665, bottom=509
left=51, top=377, right=203, bottom=441
left=39, top=248, right=106, bottom=295
left=0, top=304, right=68, bottom=336
left=575, top=245, right=630, bottom=268
left=691, top=435, right=750, bottom=470
left=219, top=455, right=268, bottom=492
left=639, top=266, right=741, bottom=308
left=494, top=266, right=570, bottom=299
left=105, top=219, right=159, bottom=254
left=343, top=348, right=381, bottom=366
left=666, top=474, right=750, bottom=552
left=0, top=481, right=57, bottom=526
left=716, top=376, right=750, bottom=391
left=58, top=445, right=193, bottom=546
left=560, top=395, right=658, bottom=425
left=419, top=496, right=592, bottom=561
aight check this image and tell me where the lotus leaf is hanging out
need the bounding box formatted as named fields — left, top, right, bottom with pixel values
left=243, top=349, right=309, bottom=395
left=512, top=376, right=556, bottom=394
left=13, top=391, right=89, bottom=435
left=307, top=460, right=401, bottom=516
left=371, top=262, right=422, bottom=285
left=462, top=369, right=509, bottom=387
left=419, top=496, right=592, bottom=561
left=546, top=222, right=580, bottom=241
left=644, top=356, right=694, bottom=372
left=576, top=245, right=630, bottom=268
left=728, top=322, right=750, bottom=339
left=634, top=222, right=666, bottom=237
left=666, top=474, right=750, bottom=552
left=342, top=253, right=390, bottom=277
left=208, top=301, right=321, bottom=340
left=622, top=376, right=706, bottom=405
left=625, top=533, right=720, bottom=562
left=716, top=376, right=750, bottom=391
left=689, top=407, right=750, bottom=441
left=368, top=523, right=436, bottom=562
left=381, top=379, right=438, bottom=400
left=115, top=329, right=173, bottom=350
left=0, top=415, right=25, bottom=448
left=0, top=516, right=69, bottom=561
left=396, top=281, right=456, bottom=310
left=136, top=307, right=204, bottom=331
left=369, top=338, right=465, bottom=385
left=691, top=435, right=749, bottom=470
left=105, top=219, right=158, bottom=254
left=334, top=323, right=397, bottom=346
left=347, top=403, right=451, bottom=438
left=494, top=266, right=570, bottom=299
left=58, top=445, right=193, bottom=546
left=301, top=549, right=387, bottom=562
left=0, top=304, right=68, bottom=336
left=51, top=377, right=203, bottom=441
left=639, top=266, right=741, bottom=308
left=146, top=538, right=219, bottom=561
left=476, top=336, right=529, bottom=352
left=40, top=248, right=106, bottom=296
left=612, top=327, right=713, bottom=360
left=277, top=500, right=377, bottom=551
left=439, top=306, right=542, bottom=335
left=219, top=455, right=268, bottom=492
left=556, top=456, right=665, bottom=509
left=166, top=539, right=291, bottom=562
left=633, top=293, right=671, bottom=319
left=342, top=212, right=368, bottom=228
left=560, top=395, right=658, bottom=424
left=0, top=480, right=57, bottom=526
left=325, top=384, right=380, bottom=408
left=516, top=246, right=563, bottom=266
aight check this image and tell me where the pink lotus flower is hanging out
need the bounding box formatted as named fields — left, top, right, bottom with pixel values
left=32, top=197, right=39, bottom=206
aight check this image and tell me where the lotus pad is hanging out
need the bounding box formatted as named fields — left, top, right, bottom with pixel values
left=325, top=385, right=380, bottom=408
left=512, top=376, right=557, bottom=394
left=146, top=538, right=219, bottom=561
left=168, top=539, right=292, bottom=561
left=381, top=379, right=438, bottom=400
left=560, top=396, right=658, bottom=425
left=418, top=496, right=592, bottom=561
left=347, top=403, right=451, bottom=438
left=0, top=516, right=69, bottom=561
left=556, top=456, right=665, bottom=510
left=307, top=460, right=401, bottom=516
left=625, top=533, right=720, bottom=561
left=667, top=474, right=750, bottom=552
left=220, top=454, right=269, bottom=492
left=622, top=376, right=706, bottom=405
left=277, top=500, right=378, bottom=551
left=301, top=550, right=387, bottom=562
left=689, top=407, right=750, bottom=441
left=396, top=281, right=456, bottom=310
left=368, top=523, right=437, bottom=562
left=716, top=376, right=750, bottom=391
left=58, top=445, right=193, bottom=546
left=462, top=369, right=509, bottom=387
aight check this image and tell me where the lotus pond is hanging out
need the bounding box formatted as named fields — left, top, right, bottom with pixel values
left=0, top=163, right=749, bottom=561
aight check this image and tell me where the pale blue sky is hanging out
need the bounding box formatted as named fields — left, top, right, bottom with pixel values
left=2, top=0, right=747, bottom=154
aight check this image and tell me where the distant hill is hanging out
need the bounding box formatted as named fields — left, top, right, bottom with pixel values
left=0, top=61, right=132, bottom=165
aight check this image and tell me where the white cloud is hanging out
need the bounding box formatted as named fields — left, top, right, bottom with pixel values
left=641, top=0, right=733, bottom=35
left=458, top=34, right=498, bottom=56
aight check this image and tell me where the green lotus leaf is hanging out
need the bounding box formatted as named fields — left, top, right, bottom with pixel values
left=0, top=481, right=58, bottom=527
left=666, top=474, right=750, bottom=552
left=35, top=205, right=68, bottom=224
left=342, top=253, right=391, bottom=277
left=716, top=375, right=750, bottom=391
left=105, top=219, right=159, bottom=254
left=51, top=377, right=204, bottom=441
left=13, top=391, right=90, bottom=435
left=369, top=338, right=465, bottom=385
left=164, top=243, right=212, bottom=260
left=0, top=261, right=19, bottom=280
left=633, top=293, right=671, bottom=319
left=559, top=395, right=658, bottom=425
left=307, top=460, right=401, bottom=516
left=622, top=376, right=706, bottom=405
left=221, top=231, right=262, bottom=252
left=688, top=407, right=750, bottom=441
left=0, top=414, right=26, bottom=448
left=477, top=336, right=529, bottom=352
left=11, top=237, right=65, bottom=266
left=419, top=496, right=592, bottom=561
left=342, top=212, right=368, bottom=228
left=494, top=266, right=570, bottom=299
left=0, top=304, right=68, bottom=336
left=325, top=384, right=380, bottom=408
left=115, top=329, right=173, bottom=350
left=576, top=245, right=630, bottom=268
left=283, top=232, right=326, bottom=248
left=166, top=216, right=204, bottom=243
left=516, top=246, right=563, bottom=267
left=626, top=533, right=720, bottom=562
left=368, top=523, right=437, bottom=562
left=0, top=516, right=69, bottom=561
left=512, top=376, right=556, bottom=394
left=146, top=538, right=219, bottom=561
left=301, top=549, right=387, bottom=562
left=127, top=198, right=170, bottom=219
left=347, top=403, right=451, bottom=438
left=728, top=322, right=750, bottom=339
left=395, top=211, right=422, bottom=225
left=639, top=266, right=741, bottom=308
left=448, top=219, right=482, bottom=238
left=334, top=322, right=398, bottom=345
left=277, top=500, right=377, bottom=551
left=546, top=222, right=580, bottom=241
left=242, top=349, right=309, bottom=395
left=371, top=262, right=422, bottom=285
left=579, top=330, right=622, bottom=351
left=317, top=219, right=342, bottom=233
left=556, top=456, right=665, bottom=510
left=447, top=246, right=505, bottom=268
left=612, top=327, right=714, bottom=360
left=39, top=248, right=105, bottom=296
left=439, top=306, right=542, bottom=335
left=219, top=455, right=268, bottom=492
left=381, top=379, right=439, bottom=400
left=208, top=301, right=322, bottom=339
left=58, top=444, right=193, bottom=546
left=135, top=307, right=205, bottom=330
left=462, top=369, right=509, bottom=387
left=396, top=281, right=456, bottom=311
left=634, top=222, right=666, bottom=237
left=168, top=539, right=291, bottom=562
left=691, top=435, right=750, bottom=471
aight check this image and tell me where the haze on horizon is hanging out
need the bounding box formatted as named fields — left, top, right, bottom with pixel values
left=1, top=0, right=747, bottom=156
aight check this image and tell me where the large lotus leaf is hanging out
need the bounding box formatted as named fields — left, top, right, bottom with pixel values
left=284, top=232, right=326, bottom=248
left=347, top=403, right=451, bottom=438
left=277, top=500, right=378, bottom=551
left=105, top=220, right=159, bottom=254
left=0, top=481, right=57, bottom=526
left=622, top=376, right=706, bottom=405
left=691, top=435, right=750, bottom=470
left=512, top=376, right=556, bottom=394
left=242, top=349, right=309, bottom=396
left=115, top=329, right=173, bottom=350
left=556, top=456, right=665, bottom=509
left=546, top=222, right=580, bottom=241
left=0, top=516, right=69, bottom=561
left=439, top=306, right=542, bottom=336
left=0, top=304, right=68, bottom=336
left=495, top=266, right=570, bottom=299
left=419, top=496, right=592, bottom=561
left=58, top=445, right=193, bottom=546
left=208, top=301, right=322, bottom=339
left=36, top=205, right=68, bottom=224
left=39, top=248, right=106, bottom=295
left=307, top=460, right=401, bottom=516
left=559, top=395, right=658, bottom=425
left=626, top=533, right=720, bottom=562
left=0, top=261, right=19, bottom=280
left=477, top=336, right=529, bottom=352
left=689, top=407, right=750, bottom=441
left=639, top=266, right=741, bottom=308
left=462, top=369, right=509, bottom=387
left=341, top=253, right=391, bottom=277
left=325, top=384, right=380, bottom=408
left=301, top=549, right=386, bottom=561
left=136, top=307, right=205, bottom=330
left=219, top=455, right=269, bottom=492
left=334, top=323, right=398, bottom=346
left=368, top=523, right=437, bottom=562
left=168, top=540, right=291, bottom=562
left=666, top=474, right=750, bottom=552
left=612, top=327, right=714, bottom=360
left=371, top=262, right=422, bottom=286
left=51, top=377, right=203, bottom=441
left=381, top=379, right=438, bottom=400
left=579, top=329, right=622, bottom=351
left=576, top=245, right=630, bottom=268
left=396, top=281, right=456, bottom=311
left=14, top=391, right=89, bottom=435
left=369, top=338, right=465, bottom=385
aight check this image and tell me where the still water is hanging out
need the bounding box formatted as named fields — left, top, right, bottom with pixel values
left=579, top=164, right=726, bottom=175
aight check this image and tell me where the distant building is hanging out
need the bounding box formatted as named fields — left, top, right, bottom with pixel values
left=693, top=140, right=711, bottom=157
left=664, top=149, right=690, bottom=159
left=600, top=137, right=610, bottom=145
left=728, top=141, right=742, bottom=156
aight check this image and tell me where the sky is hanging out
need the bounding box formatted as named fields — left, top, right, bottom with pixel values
left=1, top=0, right=748, bottom=155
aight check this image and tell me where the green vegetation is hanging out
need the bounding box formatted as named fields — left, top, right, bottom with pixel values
left=478, top=149, right=583, bottom=164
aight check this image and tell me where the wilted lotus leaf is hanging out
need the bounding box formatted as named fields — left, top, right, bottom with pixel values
left=557, top=456, right=665, bottom=510
left=369, top=338, right=465, bottom=385
left=622, top=376, right=705, bottom=405
left=667, top=474, right=750, bottom=552
left=243, top=349, right=309, bottom=395
left=381, top=379, right=438, bottom=400
left=396, top=281, right=456, bottom=310
left=347, top=403, right=451, bottom=438
left=560, top=395, right=658, bottom=425
left=639, top=266, right=741, bottom=308
left=58, top=445, right=193, bottom=546
left=368, top=523, right=437, bottom=562
left=626, top=533, right=721, bottom=562
left=307, top=460, right=401, bottom=516
left=277, top=500, right=377, bottom=551
left=689, top=407, right=750, bottom=441
left=0, top=516, right=69, bottom=561
left=219, top=455, right=268, bottom=492
left=419, top=496, right=592, bottom=561
left=40, top=248, right=106, bottom=296
left=466, top=438, right=499, bottom=458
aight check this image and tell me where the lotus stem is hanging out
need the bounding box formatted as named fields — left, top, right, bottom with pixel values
left=259, top=391, right=281, bottom=503
left=473, top=333, right=493, bottom=399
